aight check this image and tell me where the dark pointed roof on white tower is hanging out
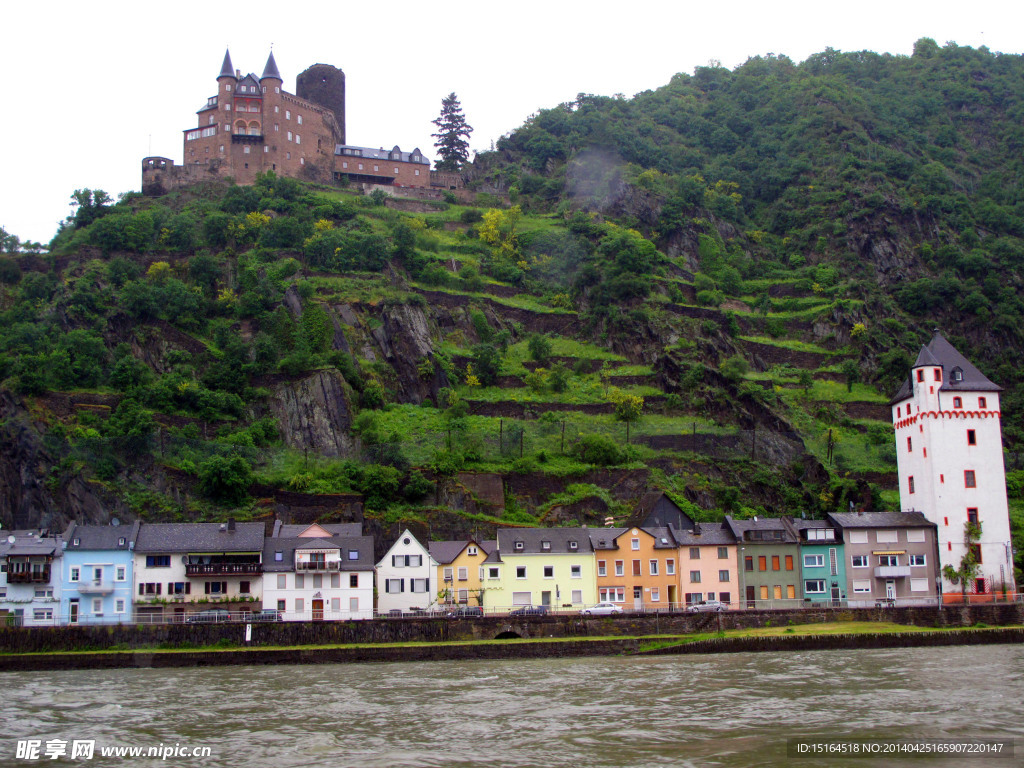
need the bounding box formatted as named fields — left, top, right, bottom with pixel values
left=218, top=49, right=236, bottom=79
left=890, top=330, right=1001, bottom=404
left=261, top=51, right=282, bottom=81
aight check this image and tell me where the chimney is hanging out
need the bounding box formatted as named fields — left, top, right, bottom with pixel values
left=235, top=69, right=240, bottom=78
left=227, top=518, right=236, bottom=532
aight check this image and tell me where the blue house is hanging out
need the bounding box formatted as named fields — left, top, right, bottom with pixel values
left=61, top=522, right=140, bottom=624
left=792, top=518, right=846, bottom=604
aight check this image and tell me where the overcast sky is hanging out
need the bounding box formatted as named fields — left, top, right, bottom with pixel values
left=3, top=0, right=1022, bottom=244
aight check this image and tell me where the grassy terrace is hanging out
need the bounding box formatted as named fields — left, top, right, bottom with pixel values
left=4, top=622, right=1015, bottom=657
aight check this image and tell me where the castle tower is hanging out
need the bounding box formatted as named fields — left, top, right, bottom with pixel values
left=891, top=331, right=1016, bottom=599
left=296, top=63, right=346, bottom=144
left=260, top=51, right=283, bottom=90
left=216, top=48, right=237, bottom=105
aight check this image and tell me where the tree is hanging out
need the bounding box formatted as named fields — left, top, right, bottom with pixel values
left=432, top=93, right=473, bottom=171
left=840, top=359, right=861, bottom=393
left=942, top=520, right=982, bottom=601
left=609, top=387, right=644, bottom=445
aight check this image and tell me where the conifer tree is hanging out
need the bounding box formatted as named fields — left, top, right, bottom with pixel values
left=431, top=93, right=473, bottom=171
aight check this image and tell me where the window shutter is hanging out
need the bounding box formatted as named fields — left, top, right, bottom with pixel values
left=139, top=584, right=144, bottom=595
left=156, top=583, right=161, bottom=595
left=167, top=582, right=172, bottom=593
left=392, top=555, right=397, bottom=567
left=222, top=581, right=228, bottom=594
left=205, top=582, right=211, bottom=595
left=185, top=582, right=191, bottom=595
left=401, top=579, right=405, bottom=593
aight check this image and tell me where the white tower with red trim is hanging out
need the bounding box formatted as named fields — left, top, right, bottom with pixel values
left=891, top=331, right=1015, bottom=598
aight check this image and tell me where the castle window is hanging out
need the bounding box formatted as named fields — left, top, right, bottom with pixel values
left=342, top=162, right=348, bottom=169
left=415, top=169, right=420, bottom=176
left=298, top=115, right=303, bottom=125
left=395, top=168, right=399, bottom=174
left=964, top=470, right=976, bottom=488
left=264, top=146, right=269, bottom=153
left=226, top=84, right=231, bottom=92
left=295, top=134, right=300, bottom=145
left=374, top=165, right=379, bottom=172
left=979, top=397, right=987, bottom=409
left=907, top=437, right=912, bottom=452
left=274, top=106, right=279, bottom=113
left=953, top=397, right=962, bottom=409
left=248, top=121, right=260, bottom=136
left=967, top=430, right=976, bottom=446
left=275, top=124, right=279, bottom=132
left=300, top=158, right=304, bottom=165
left=243, top=146, right=250, bottom=154
left=209, top=116, right=215, bottom=125
left=219, top=145, right=224, bottom=153
left=275, top=87, right=280, bottom=93
left=934, top=368, right=941, bottom=382
left=916, top=370, right=924, bottom=382
left=908, top=476, right=914, bottom=494
left=286, top=110, right=291, bottom=119
left=286, top=152, right=291, bottom=160
left=287, top=131, right=292, bottom=141
left=358, top=163, right=363, bottom=170
left=224, top=103, right=231, bottom=111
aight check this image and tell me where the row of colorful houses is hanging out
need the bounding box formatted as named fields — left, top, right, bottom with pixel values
left=1, top=501, right=945, bottom=626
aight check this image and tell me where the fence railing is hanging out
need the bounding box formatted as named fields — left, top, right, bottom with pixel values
left=8, top=593, right=1022, bottom=627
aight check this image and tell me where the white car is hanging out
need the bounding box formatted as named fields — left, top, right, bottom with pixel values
left=581, top=602, right=624, bottom=616
left=687, top=600, right=726, bottom=613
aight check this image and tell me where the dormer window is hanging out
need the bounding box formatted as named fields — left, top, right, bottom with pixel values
left=467, top=546, right=478, bottom=556
left=118, top=538, right=126, bottom=547
left=569, top=540, right=578, bottom=550
left=514, top=541, right=524, bottom=551
left=952, top=367, right=963, bottom=383
left=72, top=538, right=80, bottom=547
left=953, top=397, right=962, bottom=409
left=541, top=541, right=551, bottom=551
left=275, top=551, right=283, bottom=561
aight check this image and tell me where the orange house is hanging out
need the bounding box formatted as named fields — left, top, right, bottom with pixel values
left=589, top=527, right=680, bottom=610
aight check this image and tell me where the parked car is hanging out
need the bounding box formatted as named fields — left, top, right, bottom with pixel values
left=248, top=609, right=283, bottom=622
left=580, top=602, right=623, bottom=616
left=186, top=609, right=232, bottom=623
left=687, top=600, right=726, bottom=613
left=509, top=605, right=549, bottom=616
left=446, top=605, right=484, bottom=618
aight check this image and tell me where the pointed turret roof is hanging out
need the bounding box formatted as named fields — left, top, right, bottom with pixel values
left=889, top=331, right=1001, bottom=404
left=261, top=51, right=282, bottom=81
left=218, top=49, right=236, bottom=80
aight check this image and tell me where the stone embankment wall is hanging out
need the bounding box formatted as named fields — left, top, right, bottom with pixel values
left=1, top=603, right=1020, bottom=655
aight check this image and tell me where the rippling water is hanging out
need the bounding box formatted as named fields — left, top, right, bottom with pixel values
left=1, top=644, right=1021, bottom=767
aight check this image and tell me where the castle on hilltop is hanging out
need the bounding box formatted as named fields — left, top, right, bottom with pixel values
left=142, top=50, right=457, bottom=195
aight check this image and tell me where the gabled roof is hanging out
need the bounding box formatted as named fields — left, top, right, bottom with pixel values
left=335, top=144, right=430, bottom=165
left=0, top=530, right=61, bottom=557
left=273, top=522, right=362, bottom=538
left=724, top=515, right=799, bottom=544
left=218, top=49, right=235, bottom=79
left=427, top=539, right=497, bottom=565
left=588, top=528, right=628, bottom=551
left=497, top=528, right=593, bottom=555
left=65, top=522, right=140, bottom=552
left=134, top=522, right=265, bottom=554
left=236, top=73, right=262, bottom=94
left=263, top=536, right=374, bottom=572
left=827, top=511, right=936, bottom=529
left=891, top=331, right=1001, bottom=404
left=672, top=522, right=737, bottom=547
left=261, top=51, right=282, bottom=81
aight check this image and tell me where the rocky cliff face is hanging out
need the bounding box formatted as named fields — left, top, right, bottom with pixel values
left=268, top=370, right=356, bottom=457
left=0, top=393, right=124, bottom=531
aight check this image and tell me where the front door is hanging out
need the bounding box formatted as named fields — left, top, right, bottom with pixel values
left=745, top=585, right=755, bottom=609
left=540, top=591, right=551, bottom=607
left=633, top=586, right=643, bottom=610
left=885, top=580, right=896, bottom=601
left=69, top=600, right=79, bottom=624
left=312, top=599, right=324, bottom=621
left=830, top=586, right=841, bottom=605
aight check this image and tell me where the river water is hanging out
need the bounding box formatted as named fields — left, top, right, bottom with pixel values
left=1, top=644, right=1021, bottom=767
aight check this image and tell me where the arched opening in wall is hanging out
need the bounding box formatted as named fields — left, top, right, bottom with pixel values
left=234, top=120, right=247, bottom=134
left=248, top=121, right=261, bottom=136
left=494, top=631, right=522, bottom=640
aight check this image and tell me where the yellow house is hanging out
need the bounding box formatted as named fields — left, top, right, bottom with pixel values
left=428, top=539, right=496, bottom=607
left=485, top=528, right=597, bottom=612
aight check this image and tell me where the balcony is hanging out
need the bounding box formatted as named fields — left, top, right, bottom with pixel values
left=231, top=134, right=263, bottom=145
left=185, top=563, right=262, bottom=576
left=295, top=561, right=341, bottom=572
left=76, top=579, right=114, bottom=594
left=8, top=569, right=51, bottom=584
left=875, top=565, right=911, bottom=578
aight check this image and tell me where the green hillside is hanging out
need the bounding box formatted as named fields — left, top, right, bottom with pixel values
left=0, top=39, right=1021, bottom=577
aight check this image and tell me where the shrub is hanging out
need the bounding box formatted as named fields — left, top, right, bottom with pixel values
left=197, top=454, right=252, bottom=504
left=572, top=434, right=626, bottom=466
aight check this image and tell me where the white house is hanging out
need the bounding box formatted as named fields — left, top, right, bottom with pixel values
left=0, top=529, right=63, bottom=626
left=132, top=521, right=265, bottom=622
left=891, top=331, right=1016, bottom=598
left=263, top=523, right=374, bottom=620
left=375, top=529, right=437, bottom=615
